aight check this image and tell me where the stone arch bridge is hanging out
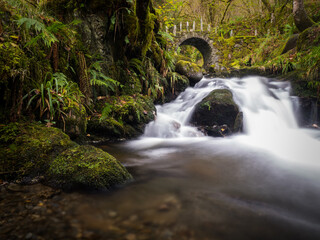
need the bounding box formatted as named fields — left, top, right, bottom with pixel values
left=173, top=31, right=220, bottom=71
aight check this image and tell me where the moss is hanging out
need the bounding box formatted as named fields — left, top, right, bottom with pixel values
left=0, top=42, right=29, bottom=82
left=297, top=24, right=320, bottom=52
left=176, top=60, right=201, bottom=73
left=88, top=94, right=156, bottom=139
left=0, top=122, right=132, bottom=190
left=175, top=60, right=202, bottom=77
left=202, top=89, right=235, bottom=106
left=0, top=122, right=75, bottom=179
left=48, top=145, right=132, bottom=190
left=121, top=74, right=143, bottom=96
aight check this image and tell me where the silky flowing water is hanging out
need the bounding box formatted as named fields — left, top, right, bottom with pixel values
left=75, top=76, right=320, bottom=239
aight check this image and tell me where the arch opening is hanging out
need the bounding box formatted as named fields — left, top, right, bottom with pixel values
left=177, top=37, right=213, bottom=69
left=178, top=45, right=204, bottom=66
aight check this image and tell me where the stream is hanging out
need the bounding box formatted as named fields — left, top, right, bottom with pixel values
left=2, top=76, right=320, bottom=240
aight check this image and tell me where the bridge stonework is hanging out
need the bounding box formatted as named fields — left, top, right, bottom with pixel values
left=173, top=31, right=219, bottom=71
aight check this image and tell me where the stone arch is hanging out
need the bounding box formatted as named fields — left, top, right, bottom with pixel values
left=176, top=32, right=219, bottom=70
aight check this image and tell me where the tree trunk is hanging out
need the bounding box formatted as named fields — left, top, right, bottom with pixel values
left=135, top=0, right=154, bottom=57
left=261, top=0, right=273, bottom=13
left=293, top=0, right=314, bottom=32
left=220, top=0, right=233, bottom=24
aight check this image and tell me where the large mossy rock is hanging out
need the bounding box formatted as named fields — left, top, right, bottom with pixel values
left=190, top=89, right=243, bottom=137
left=0, top=123, right=75, bottom=176
left=88, top=94, right=156, bottom=139
left=48, top=145, right=132, bottom=190
left=0, top=122, right=132, bottom=190
left=175, top=60, right=203, bottom=86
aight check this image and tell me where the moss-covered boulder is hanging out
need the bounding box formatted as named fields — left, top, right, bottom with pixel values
left=48, top=145, right=132, bottom=189
left=0, top=122, right=75, bottom=177
left=88, top=94, right=156, bottom=139
left=175, top=60, right=203, bottom=86
left=0, top=122, right=132, bottom=190
left=190, top=89, right=243, bottom=137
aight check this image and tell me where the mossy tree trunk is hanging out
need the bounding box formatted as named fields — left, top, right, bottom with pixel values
left=77, top=52, right=92, bottom=105
left=135, top=0, right=154, bottom=58
left=293, top=0, right=314, bottom=32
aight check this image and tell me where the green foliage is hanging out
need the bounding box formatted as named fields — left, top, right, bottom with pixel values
left=16, top=17, right=80, bottom=48
left=155, top=0, right=184, bottom=28
left=158, top=30, right=174, bottom=42
left=0, top=122, right=20, bottom=144
left=128, top=57, right=165, bottom=101
left=0, top=42, right=29, bottom=81
left=24, top=72, right=83, bottom=123
left=89, top=61, right=122, bottom=94
left=98, top=94, right=155, bottom=131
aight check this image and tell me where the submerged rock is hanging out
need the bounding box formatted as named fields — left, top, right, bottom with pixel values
left=190, top=89, right=243, bottom=137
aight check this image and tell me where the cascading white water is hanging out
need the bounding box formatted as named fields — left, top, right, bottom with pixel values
left=105, top=76, right=320, bottom=239
left=142, top=76, right=320, bottom=166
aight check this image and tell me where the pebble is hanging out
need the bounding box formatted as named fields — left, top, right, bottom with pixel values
left=129, top=215, right=138, bottom=221
left=158, top=204, right=169, bottom=212
left=7, top=183, right=25, bottom=192
left=25, top=232, right=33, bottom=239
left=161, top=229, right=173, bottom=240
left=108, top=210, right=117, bottom=218
left=125, top=233, right=136, bottom=240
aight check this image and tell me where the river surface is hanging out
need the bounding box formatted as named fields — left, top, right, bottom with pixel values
left=93, top=76, right=320, bottom=239
left=3, top=76, right=320, bottom=240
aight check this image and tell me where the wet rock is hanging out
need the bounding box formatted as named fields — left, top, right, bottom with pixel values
left=48, top=145, right=132, bottom=190
left=161, top=229, right=174, bottom=240
left=108, top=211, right=118, bottom=218
left=129, top=215, right=138, bottom=222
left=190, top=89, right=243, bottom=136
left=6, top=183, right=26, bottom=193
left=125, top=233, right=137, bottom=240
left=25, top=232, right=33, bottom=239
left=175, top=60, right=203, bottom=86
left=158, top=204, right=170, bottom=212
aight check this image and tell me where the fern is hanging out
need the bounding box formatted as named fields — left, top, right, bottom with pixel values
left=159, top=30, right=174, bottom=42
left=17, top=18, right=46, bottom=32
left=89, top=61, right=122, bottom=93
left=100, top=103, right=112, bottom=122
left=16, top=17, right=58, bottom=47
left=129, top=58, right=145, bottom=77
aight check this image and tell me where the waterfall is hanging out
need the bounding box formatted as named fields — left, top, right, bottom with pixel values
left=144, top=76, right=298, bottom=138
left=140, top=76, right=320, bottom=165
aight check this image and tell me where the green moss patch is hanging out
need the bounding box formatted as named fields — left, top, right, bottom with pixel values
left=48, top=145, right=132, bottom=190
left=0, top=122, right=75, bottom=177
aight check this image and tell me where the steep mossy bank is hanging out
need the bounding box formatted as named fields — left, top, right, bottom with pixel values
left=0, top=122, right=132, bottom=190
